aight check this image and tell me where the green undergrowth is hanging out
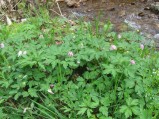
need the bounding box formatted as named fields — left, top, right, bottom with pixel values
left=0, top=13, right=159, bottom=119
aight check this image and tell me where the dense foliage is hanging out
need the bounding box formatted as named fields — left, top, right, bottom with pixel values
left=0, top=13, right=159, bottom=119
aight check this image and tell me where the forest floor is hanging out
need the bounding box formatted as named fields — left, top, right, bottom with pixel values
left=52, top=0, right=159, bottom=47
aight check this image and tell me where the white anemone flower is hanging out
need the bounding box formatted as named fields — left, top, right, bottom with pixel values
left=18, top=51, right=23, bottom=57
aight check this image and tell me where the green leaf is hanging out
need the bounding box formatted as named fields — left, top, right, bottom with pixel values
left=14, top=92, right=21, bottom=100
left=131, top=106, right=139, bottom=115
left=28, top=88, right=38, bottom=97
left=99, top=106, right=108, bottom=116
left=22, top=91, right=29, bottom=97
left=0, top=108, right=7, bottom=118
left=139, top=109, right=152, bottom=119
left=87, top=109, right=92, bottom=118
left=102, top=64, right=117, bottom=77
left=90, top=102, right=99, bottom=108
left=77, top=108, right=87, bottom=115
left=125, top=79, right=135, bottom=88
left=38, top=62, right=45, bottom=70
left=131, top=99, right=138, bottom=106
left=120, top=105, right=127, bottom=113
left=125, top=108, right=132, bottom=118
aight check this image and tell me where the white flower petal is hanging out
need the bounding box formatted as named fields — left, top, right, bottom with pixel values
left=18, top=51, right=23, bottom=57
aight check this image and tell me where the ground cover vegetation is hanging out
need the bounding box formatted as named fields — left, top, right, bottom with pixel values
left=0, top=5, right=159, bottom=119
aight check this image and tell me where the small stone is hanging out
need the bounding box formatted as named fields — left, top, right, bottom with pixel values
left=144, top=7, right=150, bottom=10
left=82, top=2, right=86, bottom=6
left=107, top=7, right=115, bottom=11
left=21, top=18, right=27, bottom=23
left=56, top=0, right=65, bottom=2
left=150, top=2, right=159, bottom=14
left=138, top=12, right=145, bottom=17
left=68, top=20, right=76, bottom=26
left=118, top=10, right=126, bottom=17
left=87, top=9, right=91, bottom=12
left=156, top=23, right=159, bottom=28
left=131, top=2, right=135, bottom=5
left=154, top=34, right=159, bottom=40
left=140, top=0, right=146, bottom=2
left=65, top=0, right=80, bottom=7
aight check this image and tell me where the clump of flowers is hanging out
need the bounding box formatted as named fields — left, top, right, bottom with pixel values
left=18, top=50, right=27, bottom=57
left=55, top=41, right=63, bottom=45
left=130, top=60, right=135, bottom=65
left=110, top=45, right=117, bottom=51
left=68, top=51, right=74, bottom=57
left=0, top=43, right=4, bottom=48
left=118, top=34, right=122, bottom=39
left=140, top=44, right=144, bottom=50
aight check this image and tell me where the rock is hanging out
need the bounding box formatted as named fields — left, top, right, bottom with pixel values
left=21, top=18, right=27, bottom=23
left=155, top=23, right=159, bottom=28
left=87, top=9, right=91, bottom=12
left=144, top=6, right=150, bottom=10
left=116, top=23, right=129, bottom=32
left=107, top=7, right=115, bottom=11
left=64, top=0, right=88, bottom=7
left=102, top=0, right=106, bottom=3
left=138, top=12, right=145, bottom=17
left=124, top=19, right=141, bottom=30
left=130, top=2, right=135, bottom=5
left=56, top=0, right=65, bottom=1
left=148, top=13, right=158, bottom=19
left=154, top=34, right=159, bottom=40
left=150, top=2, right=159, bottom=14
left=140, top=0, right=147, bottom=2
left=153, top=23, right=159, bottom=32
left=0, top=0, right=6, bottom=9
left=118, top=10, right=126, bottom=17
left=82, top=2, right=86, bottom=6
left=6, top=15, right=12, bottom=26
left=65, top=0, right=80, bottom=7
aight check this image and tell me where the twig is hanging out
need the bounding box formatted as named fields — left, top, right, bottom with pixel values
left=55, top=1, right=63, bottom=16
left=49, top=9, right=76, bottom=25
left=49, top=9, right=66, bottom=19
